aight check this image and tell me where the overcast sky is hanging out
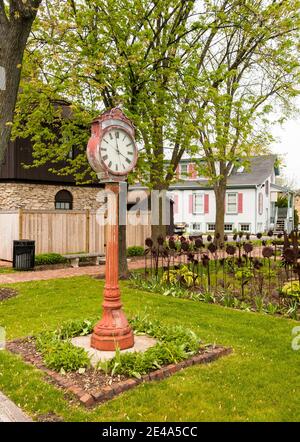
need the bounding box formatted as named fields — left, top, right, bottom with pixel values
left=271, top=99, right=300, bottom=190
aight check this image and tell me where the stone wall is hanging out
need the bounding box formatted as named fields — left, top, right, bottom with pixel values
left=0, top=182, right=102, bottom=210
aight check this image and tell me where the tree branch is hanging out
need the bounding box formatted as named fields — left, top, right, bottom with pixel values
left=0, top=0, right=8, bottom=26
left=9, top=0, right=42, bottom=20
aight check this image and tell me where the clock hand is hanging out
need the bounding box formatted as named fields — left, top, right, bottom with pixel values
left=115, top=138, right=122, bottom=168
left=116, top=149, right=128, bottom=160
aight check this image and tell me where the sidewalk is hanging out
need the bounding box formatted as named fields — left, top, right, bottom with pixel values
left=0, top=391, right=31, bottom=422
left=0, top=260, right=145, bottom=285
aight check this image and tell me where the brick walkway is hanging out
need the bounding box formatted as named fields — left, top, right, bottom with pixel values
left=0, top=260, right=145, bottom=285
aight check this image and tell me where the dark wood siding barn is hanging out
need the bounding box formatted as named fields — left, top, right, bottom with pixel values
left=0, top=138, right=77, bottom=183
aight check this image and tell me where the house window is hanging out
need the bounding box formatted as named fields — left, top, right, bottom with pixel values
left=226, top=192, right=238, bottom=213
left=193, top=193, right=204, bottom=214
left=180, top=163, right=188, bottom=179
left=207, top=223, right=215, bottom=232
left=265, top=180, right=269, bottom=196
left=55, top=190, right=73, bottom=210
left=239, top=223, right=250, bottom=232
left=191, top=223, right=202, bottom=232
left=224, top=224, right=233, bottom=232
left=257, top=222, right=263, bottom=232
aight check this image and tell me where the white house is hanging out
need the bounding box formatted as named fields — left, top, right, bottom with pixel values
left=169, top=155, right=294, bottom=234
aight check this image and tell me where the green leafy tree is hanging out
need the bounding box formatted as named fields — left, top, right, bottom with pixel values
left=13, top=0, right=239, bottom=240
left=190, top=0, right=300, bottom=239
left=12, top=0, right=300, bottom=249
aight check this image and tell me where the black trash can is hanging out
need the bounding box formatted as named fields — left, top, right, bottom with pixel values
left=13, top=240, right=35, bottom=270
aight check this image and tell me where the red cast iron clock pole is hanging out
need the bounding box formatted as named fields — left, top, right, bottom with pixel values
left=91, top=182, right=134, bottom=351
left=87, top=108, right=136, bottom=351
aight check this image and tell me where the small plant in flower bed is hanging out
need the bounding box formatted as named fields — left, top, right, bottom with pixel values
left=162, top=265, right=200, bottom=287
left=281, top=281, right=300, bottom=299
left=35, top=318, right=95, bottom=372
left=98, top=315, right=200, bottom=378
left=131, top=273, right=299, bottom=320
left=37, top=336, right=91, bottom=372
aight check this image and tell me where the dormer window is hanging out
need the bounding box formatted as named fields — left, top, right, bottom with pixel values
left=180, top=163, right=188, bottom=179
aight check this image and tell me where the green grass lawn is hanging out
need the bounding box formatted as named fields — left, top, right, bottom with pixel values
left=0, top=267, right=15, bottom=274
left=0, top=275, right=299, bottom=422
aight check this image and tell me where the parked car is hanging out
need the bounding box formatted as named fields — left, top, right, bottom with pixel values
left=174, top=223, right=187, bottom=235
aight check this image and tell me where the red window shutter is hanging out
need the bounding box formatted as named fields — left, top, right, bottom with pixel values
left=188, top=163, right=197, bottom=179
left=204, top=194, right=209, bottom=214
left=238, top=193, right=243, bottom=213
left=174, top=195, right=179, bottom=214
left=189, top=195, right=193, bottom=213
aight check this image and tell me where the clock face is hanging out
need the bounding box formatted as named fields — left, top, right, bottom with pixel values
left=99, top=127, right=136, bottom=175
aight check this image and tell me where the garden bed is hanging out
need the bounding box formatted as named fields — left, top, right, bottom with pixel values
left=0, top=287, right=18, bottom=301
left=7, top=337, right=230, bottom=408
left=6, top=316, right=231, bottom=408
left=137, top=232, right=300, bottom=321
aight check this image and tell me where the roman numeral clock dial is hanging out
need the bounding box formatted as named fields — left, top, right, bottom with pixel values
left=100, top=128, right=136, bottom=176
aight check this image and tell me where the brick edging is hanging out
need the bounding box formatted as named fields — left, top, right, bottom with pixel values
left=7, top=342, right=231, bottom=408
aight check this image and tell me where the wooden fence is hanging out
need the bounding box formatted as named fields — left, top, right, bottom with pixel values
left=0, top=209, right=151, bottom=261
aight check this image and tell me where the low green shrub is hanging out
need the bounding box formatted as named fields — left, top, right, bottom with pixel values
left=101, top=342, right=189, bottom=378
left=44, top=340, right=90, bottom=372
left=36, top=331, right=90, bottom=372
left=127, top=246, right=144, bottom=257
left=99, top=315, right=201, bottom=378
left=162, top=265, right=200, bottom=287
left=282, top=281, right=300, bottom=300
left=35, top=253, right=67, bottom=266
left=55, top=318, right=95, bottom=340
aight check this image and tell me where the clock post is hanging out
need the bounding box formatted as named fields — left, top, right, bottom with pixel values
left=87, top=108, right=136, bottom=351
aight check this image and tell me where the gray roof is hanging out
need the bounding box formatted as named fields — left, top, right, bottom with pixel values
left=131, top=155, right=279, bottom=191
left=169, top=154, right=278, bottom=190
left=227, top=154, right=278, bottom=186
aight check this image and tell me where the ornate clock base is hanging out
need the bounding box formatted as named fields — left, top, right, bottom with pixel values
left=91, top=306, right=134, bottom=351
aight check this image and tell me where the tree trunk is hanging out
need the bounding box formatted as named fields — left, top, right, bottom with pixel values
left=214, top=183, right=226, bottom=244
left=0, top=4, right=41, bottom=162
left=151, top=223, right=167, bottom=241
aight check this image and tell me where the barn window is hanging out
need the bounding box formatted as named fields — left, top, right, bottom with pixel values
left=55, top=190, right=73, bottom=210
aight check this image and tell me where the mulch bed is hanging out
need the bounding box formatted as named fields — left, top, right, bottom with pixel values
left=0, top=287, right=18, bottom=301
left=7, top=337, right=232, bottom=408
left=36, top=413, right=64, bottom=422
